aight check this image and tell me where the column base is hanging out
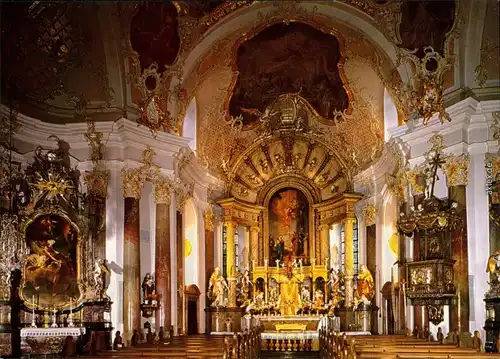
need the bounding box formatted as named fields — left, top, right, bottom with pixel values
left=205, top=307, right=246, bottom=334
left=335, top=305, right=379, bottom=334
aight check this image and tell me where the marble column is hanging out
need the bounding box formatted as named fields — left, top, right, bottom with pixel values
left=344, top=217, right=356, bottom=307
left=154, top=180, right=171, bottom=331
left=225, top=221, right=238, bottom=307
left=318, top=224, right=330, bottom=266
left=123, top=195, right=141, bottom=343
left=204, top=209, right=215, bottom=295
left=176, top=210, right=184, bottom=335
left=249, top=226, right=260, bottom=269
left=444, top=156, right=470, bottom=333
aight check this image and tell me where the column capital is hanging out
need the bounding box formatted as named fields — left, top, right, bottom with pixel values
left=121, top=168, right=144, bottom=199
left=203, top=208, right=215, bottom=231
left=154, top=178, right=172, bottom=204
left=84, top=168, right=109, bottom=199
left=363, top=204, right=377, bottom=227
left=442, top=154, right=470, bottom=187
left=224, top=221, right=239, bottom=228
left=249, top=226, right=260, bottom=233
left=318, top=224, right=331, bottom=231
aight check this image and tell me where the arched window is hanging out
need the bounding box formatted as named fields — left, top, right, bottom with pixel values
left=182, top=97, right=197, bottom=152
left=340, top=219, right=359, bottom=276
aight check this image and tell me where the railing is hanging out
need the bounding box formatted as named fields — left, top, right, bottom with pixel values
left=223, top=324, right=264, bottom=359
left=319, top=329, right=356, bottom=359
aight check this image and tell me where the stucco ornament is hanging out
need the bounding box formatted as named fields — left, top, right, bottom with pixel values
left=442, top=154, right=470, bottom=187
left=363, top=205, right=377, bottom=226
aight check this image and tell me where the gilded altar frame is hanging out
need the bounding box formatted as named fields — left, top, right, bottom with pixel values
left=19, top=208, right=85, bottom=311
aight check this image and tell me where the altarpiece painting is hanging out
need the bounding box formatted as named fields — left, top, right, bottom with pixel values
left=268, top=188, right=309, bottom=263
left=21, top=213, right=81, bottom=309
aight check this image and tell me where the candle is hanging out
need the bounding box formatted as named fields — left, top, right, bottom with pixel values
left=458, top=291, right=461, bottom=330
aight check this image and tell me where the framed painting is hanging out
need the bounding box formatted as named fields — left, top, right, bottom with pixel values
left=268, top=188, right=309, bottom=263
left=21, top=213, right=82, bottom=309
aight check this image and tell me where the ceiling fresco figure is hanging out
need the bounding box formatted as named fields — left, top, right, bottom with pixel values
left=130, top=2, right=181, bottom=72
left=228, top=22, right=349, bottom=127
left=398, top=0, right=456, bottom=58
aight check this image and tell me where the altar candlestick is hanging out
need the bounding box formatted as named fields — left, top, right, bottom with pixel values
left=264, top=259, right=268, bottom=268
left=457, top=291, right=461, bottom=330
left=30, top=295, right=36, bottom=328
left=252, top=260, right=255, bottom=270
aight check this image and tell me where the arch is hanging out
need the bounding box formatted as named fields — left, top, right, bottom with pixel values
left=184, top=198, right=199, bottom=287
left=182, top=97, right=197, bottom=152
left=259, top=176, right=320, bottom=207
left=181, top=2, right=405, bottom=83
left=173, top=2, right=410, bottom=129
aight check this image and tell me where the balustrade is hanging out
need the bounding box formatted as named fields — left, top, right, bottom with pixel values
left=222, top=324, right=264, bottom=359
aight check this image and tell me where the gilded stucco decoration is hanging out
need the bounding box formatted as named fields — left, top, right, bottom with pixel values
left=399, top=46, right=453, bottom=126
left=172, top=177, right=194, bottom=211
left=203, top=205, right=216, bottom=232
left=154, top=178, right=172, bottom=205
left=442, top=154, right=470, bottom=187
left=121, top=147, right=168, bottom=199
left=363, top=205, right=377, bottom=227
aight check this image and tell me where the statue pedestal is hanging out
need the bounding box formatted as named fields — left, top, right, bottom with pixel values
left=484, top=297, right=500, bottom=352
left=205, top=307, right=246, bottom=334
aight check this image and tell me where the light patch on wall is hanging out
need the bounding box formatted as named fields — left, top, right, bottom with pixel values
left=185, top=239, right=192, bottom=258
left=388, top=233, right=398, bottom=256
left=140, top=230, right=150, bottom=242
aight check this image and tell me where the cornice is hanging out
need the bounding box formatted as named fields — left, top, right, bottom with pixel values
left=3, top=105, right=191, bottom=167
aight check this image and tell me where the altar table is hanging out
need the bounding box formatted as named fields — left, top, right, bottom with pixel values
left=21, top=327, right=86, bottom=355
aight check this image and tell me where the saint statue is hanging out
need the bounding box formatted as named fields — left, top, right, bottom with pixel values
left=94, top=259, right=111, bottom=300
left=357, top=264, right=375, bottom=302
left=208, top=267, right=228, bottom=307
left=142, top=273, right=155, bottom=302
left=487, top=250, right=500, bottom=284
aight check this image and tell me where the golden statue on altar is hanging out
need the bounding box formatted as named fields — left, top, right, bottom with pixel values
left=356, top=264, right=375, bottom=303
left=279, top=278, right=300, bottom=315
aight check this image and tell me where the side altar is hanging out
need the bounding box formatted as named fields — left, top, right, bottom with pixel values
left=0, top=142, right=112, bottom=356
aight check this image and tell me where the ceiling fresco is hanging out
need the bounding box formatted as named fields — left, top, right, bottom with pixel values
left=130, top=2, right=181, bottom=72
left=398, top=0, right=456, bottom=58
left=228, top=22, right=349, bottom=127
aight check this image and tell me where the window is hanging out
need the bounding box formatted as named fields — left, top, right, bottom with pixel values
left=235, top=230, right=240, bottom=270
left=222, top=226, right=227, bottom=278
left=340, top=219, right=359, bottom=277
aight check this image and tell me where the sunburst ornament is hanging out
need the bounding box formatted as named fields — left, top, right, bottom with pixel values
left=33, top=171, right=74, bottom=200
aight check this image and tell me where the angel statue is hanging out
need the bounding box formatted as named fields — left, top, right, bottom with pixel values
left=487, top=250, right=500, bottom=284
left=236, top=270, right=252, bottom=307
left=208, top=267, right=228, bottom=307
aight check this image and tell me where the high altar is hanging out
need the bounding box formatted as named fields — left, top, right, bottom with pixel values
left=205, top=95, right=378, bottom=345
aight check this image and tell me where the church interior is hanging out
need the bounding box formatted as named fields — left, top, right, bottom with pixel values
left=0, top=1, right=499, bottom=358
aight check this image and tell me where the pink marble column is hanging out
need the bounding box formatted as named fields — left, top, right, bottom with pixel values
left=123, top=196, right=141, bottom=344
left=154, top=199, right=171, bottom=331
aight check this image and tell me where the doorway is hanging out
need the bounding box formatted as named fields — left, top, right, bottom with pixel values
left=187, top=300, right=198, bottom=334
left=382, top=281, right=395, bottom=334
left=184, top=284, right=200, bottom=335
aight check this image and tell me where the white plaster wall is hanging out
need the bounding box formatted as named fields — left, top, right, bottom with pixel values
left=182, top=98, right=197, bottom=153
left=384, top=88, right=399, bottom=142
left=467, top=152, right=490, bottom=337
left=105, top=164, right=125, bottom=338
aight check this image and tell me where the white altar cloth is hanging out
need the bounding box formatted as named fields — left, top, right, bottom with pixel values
left=21, top=327, right=85, bottom=338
